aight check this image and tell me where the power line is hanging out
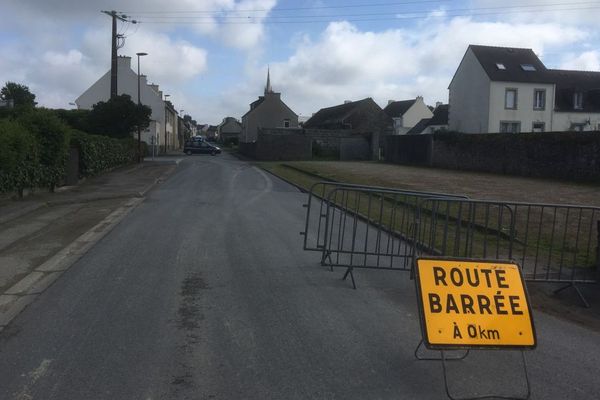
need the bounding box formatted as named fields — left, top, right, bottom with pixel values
left=120, top=0, right=453, bottom=14
left=129, top=1, right=600, bottom=20
left=130, top=5, right=600, bottom=25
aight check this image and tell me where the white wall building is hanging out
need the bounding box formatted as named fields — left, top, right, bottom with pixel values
left=449, top=45, right=600, bottom=133
left=383, top=97, right=433, bottom=134
left=75, top=56, right=169, bottom=149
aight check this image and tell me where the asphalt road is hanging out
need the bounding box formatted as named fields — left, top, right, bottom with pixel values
left=1, top=154, right=599, bottom=399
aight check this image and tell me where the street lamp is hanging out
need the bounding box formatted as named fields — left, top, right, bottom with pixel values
left=136, top=52, right=148, bottom=163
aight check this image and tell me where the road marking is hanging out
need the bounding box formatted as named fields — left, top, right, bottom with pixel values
left=14, top=359, right=53, bottom=400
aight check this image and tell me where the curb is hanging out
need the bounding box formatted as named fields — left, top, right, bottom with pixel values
left=0, top=197, right=144, bottom=330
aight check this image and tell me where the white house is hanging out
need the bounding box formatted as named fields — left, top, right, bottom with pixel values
left=407, top=103, right=449, bottom=134
left=449, top=45, right=600, bottom=133
left=383, top=97, right=434, bottom=134
left=75, top=55, right=170, bottom=150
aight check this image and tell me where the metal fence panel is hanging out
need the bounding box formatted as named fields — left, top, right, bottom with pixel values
left=416, top=198, right=600, bottom=284
left=301, top=182, right=467, bottom=270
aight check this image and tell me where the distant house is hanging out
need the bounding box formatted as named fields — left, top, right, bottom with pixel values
left=449, top=44, right=600, bottom=133
left=304, top=98, right=393, bottom=159
left=164, top=101, right=179, bottom=151
left=407, top=104, right=449, bottom=134
left=218, top=117, right=242, bottom=144
left=305, top=97, right=392, bottom=133
left=75, top=55, right=170, bottom=149
left=241, top=69, right=298, bottom=142
left=384, top=97, right=433, bottom=134
left=206, top=125, right=218, bottom=140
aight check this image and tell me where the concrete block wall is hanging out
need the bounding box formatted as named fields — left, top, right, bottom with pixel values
left=384, top=131, right=600, bottom=181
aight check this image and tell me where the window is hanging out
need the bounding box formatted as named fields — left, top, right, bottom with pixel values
left=496, top=63, right=506, bottom=70
left=500, top=121, right=521, bottom=133
left=521, top=64, right=536, bottom=71
left=505, top=88, right=517, bottom=109
left=532, top=122, right=545, bottom=133
left=574, top=92, right=583, bottom=109
left=533, top=89, right=546, bottom=110
left=283, top=119, right=290, bottom=128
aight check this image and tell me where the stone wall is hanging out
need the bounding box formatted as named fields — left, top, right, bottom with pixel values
left=239, top=132, right=312, bottom=161
left=384, top=131, right=600, bottom=181
left=239, top=128, right=378, bottom=161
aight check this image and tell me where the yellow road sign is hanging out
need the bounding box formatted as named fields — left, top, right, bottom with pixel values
left=415, top=257, right=536, bottom=349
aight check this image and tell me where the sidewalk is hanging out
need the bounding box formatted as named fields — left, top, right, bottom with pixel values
left=0, top=158, right=180, bottom=330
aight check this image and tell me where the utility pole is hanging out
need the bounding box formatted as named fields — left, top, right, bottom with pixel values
left=101, top=10, right=136, bottom=99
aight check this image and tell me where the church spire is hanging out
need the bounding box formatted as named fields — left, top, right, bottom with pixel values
left=264, top=66, right=272, bottom=95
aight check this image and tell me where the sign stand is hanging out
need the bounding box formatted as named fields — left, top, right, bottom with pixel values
left=414, top=339, right=469, bottom=361
left=437, top=349, right=531, bottom=400
left=414, top=257, right=537, bottom=400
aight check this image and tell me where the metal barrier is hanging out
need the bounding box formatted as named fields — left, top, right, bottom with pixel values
left=301, top=182, right=600, bottom=300
left=415, top=198, right=600, bottom=305
left=301, top=182, right=467, bottom=287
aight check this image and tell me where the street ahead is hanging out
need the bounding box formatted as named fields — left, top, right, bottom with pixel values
left=1, top=154, right=599, bottom=399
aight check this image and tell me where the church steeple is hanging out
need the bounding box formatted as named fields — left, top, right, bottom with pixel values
left=264, top=66, right=273, bottom=95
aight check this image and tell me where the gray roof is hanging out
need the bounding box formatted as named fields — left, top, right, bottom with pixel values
left=383, top=99, right=416, bottom=118
left=304, top=98, right=373, bottom=128
left=428, top=104, right=448, bottom=125
left=406, top=118, right=431, bottom=134
left=469, top=44, right=554, bottom=84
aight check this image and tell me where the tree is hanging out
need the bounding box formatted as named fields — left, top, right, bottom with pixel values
left=1, top=82, right=37, bottom=108
left=86, top=94, right=151, bottom=139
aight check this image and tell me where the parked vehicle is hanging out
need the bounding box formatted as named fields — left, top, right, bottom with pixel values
left=183, top=140, right=221, bottom=155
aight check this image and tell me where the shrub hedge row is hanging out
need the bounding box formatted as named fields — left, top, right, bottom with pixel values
left=0, top=109, right=140, bottom=196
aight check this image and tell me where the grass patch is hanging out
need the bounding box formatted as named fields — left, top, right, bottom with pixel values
left=258, top=161, right=599, bottom=277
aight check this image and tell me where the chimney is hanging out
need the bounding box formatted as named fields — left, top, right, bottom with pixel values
left=388, top=100, right=395, bottom=105
left=416, top=95, right=424, bottom=101
left=140, top=75, right=148, bottom=86
left=435, top=101, right=443, bottom=108
left=344, top=100, right=352, bottom=104
left=149, top=84, right=159, bottom=93
left=117, top=55, right=132, bottom=69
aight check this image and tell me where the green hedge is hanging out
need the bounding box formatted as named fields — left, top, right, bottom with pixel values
left=1, top=110, right=141, bottom=195
left=0, top=119, right=40, bottom=195
left=18, top=109, right=70, bottom=191
left=70, top=130, right=139, bottom=177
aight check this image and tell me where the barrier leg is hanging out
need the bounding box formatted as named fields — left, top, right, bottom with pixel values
left=553, top=283, right=590, bottom=308
left=342, top=267, right=357, bottom=289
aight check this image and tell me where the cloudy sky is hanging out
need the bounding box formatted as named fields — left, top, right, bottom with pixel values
left=2, top=0, right=599, bottom=124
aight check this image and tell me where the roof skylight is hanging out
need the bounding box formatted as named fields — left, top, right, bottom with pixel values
left=496, top=63, right=506, bottom=70
left=521, top=64, right=536, bottom=71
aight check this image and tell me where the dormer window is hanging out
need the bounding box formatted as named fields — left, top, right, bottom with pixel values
left=521, top=64, right=536, bottom=71
left=574, top=92, right=583, bottom=109
left=496, top=63, right=506, bottom=70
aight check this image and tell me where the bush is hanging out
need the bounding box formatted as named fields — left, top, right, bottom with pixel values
left=0, top=109, right=140, bottom=196
left=70, top=130, right=138, bottom=177
left=0, top=119, right=39, bottom=194
left=17, top=108, right=70, bottom=191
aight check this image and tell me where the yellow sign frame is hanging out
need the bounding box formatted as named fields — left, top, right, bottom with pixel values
left=414, top=257, right=536, bottom=350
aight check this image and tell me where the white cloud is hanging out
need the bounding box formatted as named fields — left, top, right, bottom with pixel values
left=560, top=51, right=600, bottom=71
left=251, top=17, right=588, bottom=117
left=218, top=0, right=277, bottom=50
left=121, top=32, right=208, bottom=84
